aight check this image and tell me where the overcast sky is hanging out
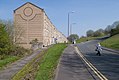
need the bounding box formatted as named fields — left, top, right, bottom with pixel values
left=0, top=0, right=119, bottom=37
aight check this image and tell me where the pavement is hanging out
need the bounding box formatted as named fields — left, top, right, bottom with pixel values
left=0, top=48, right=47, bottom=80
left=55, top=45, right=96, bottom=80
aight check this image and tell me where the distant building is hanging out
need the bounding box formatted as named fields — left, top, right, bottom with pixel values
left=14, top=2, right=67, bottom=49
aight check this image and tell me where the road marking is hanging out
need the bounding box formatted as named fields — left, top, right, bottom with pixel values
left=74, top=47, right=108, bottom=80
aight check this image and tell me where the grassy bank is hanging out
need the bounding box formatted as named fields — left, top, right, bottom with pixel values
left=12, top=49, right=44, bottom=80
left=76, top=37, right=98, bottom=43
left=0, top=55, right=19, bottom=70
left=101, top=34, right=119, bottom=50
left=35, top=44, right=67, bottom=80
left=0, top=48, right=31, bottom=70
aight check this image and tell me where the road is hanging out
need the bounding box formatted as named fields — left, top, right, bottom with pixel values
left=55, top=45, right=96, bottom=80
left=77, top=40, right=119, bottom=80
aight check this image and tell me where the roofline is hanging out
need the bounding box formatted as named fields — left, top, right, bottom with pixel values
left=13, top=2, right=67, bottom=38
left=14, top=2, right=44, bottom=13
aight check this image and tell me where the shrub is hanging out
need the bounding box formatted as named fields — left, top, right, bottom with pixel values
left=0, top=24, right=13, bottom=55
left=11, top=46, right=31, bottom=57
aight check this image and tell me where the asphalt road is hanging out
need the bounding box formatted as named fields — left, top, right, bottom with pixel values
left=55, top=45, right=100, bottom=80
left=77, top=40, right=119, bottom=80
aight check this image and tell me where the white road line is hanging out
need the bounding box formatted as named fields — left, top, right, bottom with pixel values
left=75, top=47, right=108, bottom=80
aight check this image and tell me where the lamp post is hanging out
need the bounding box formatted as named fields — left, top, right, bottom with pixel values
left=70, top=23, right=76, bottom=35
left=68, top=11, right=75, bottom=37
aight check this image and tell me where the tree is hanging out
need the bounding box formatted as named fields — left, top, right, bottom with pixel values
left=105, top=21, right=119, bottom=34
left=93, top=31, right=101, bottom=37
left=0, top=24, right=13, bottom=55
left=0, top=19, right=29, bottom=56
left=3, top=20, right=14, bottom=44
left=67, top=34, right=79, bottom=42
left=110, top=24, right=119, bottom=36
left=97, top=29, right=104, bottom=33
left=105, top=25, right=112, bottom=34
left=93, top=29, right=105, bottom=37
left=14, top=21, right=25, bottom=45
left=86, top=30, right=94, bottom=37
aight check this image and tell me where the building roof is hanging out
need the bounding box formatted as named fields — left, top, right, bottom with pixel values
left=14, top=2, right=44, bottom=13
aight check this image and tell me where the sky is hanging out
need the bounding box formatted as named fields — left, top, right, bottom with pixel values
left=0, top=0, right=119, bottom=37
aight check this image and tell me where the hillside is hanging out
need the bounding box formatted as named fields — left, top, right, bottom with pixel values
left=101, top=34, right=119, bottom=50
left=76, top=37, right=98, bottom=43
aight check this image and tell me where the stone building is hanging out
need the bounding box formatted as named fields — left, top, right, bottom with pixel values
left=14, top=2, right=67, bottom=49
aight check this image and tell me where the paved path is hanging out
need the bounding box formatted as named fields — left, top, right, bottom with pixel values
left=0, top=48, right=47, bottom=80
left=55, top=45, right=96, bottom=80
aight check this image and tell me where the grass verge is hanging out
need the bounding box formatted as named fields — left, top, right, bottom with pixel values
left=76, top=37, right=98, bottom=43
left=12, top=49, right=45, bottom=80
left=0, top=55, right=19, bottom=70
left=35, top=44, right=67, bottom=80
left=101, top=34, right=119, bottom=50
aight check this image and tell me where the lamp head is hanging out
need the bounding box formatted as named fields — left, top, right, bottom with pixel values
left=71, top=11, right=75, bottom=13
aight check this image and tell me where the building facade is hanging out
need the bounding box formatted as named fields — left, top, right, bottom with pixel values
left=14, top=2, right=67, bottom=49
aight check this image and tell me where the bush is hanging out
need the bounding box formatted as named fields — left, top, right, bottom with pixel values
left=0, top=24, right=13, bottom=55
left=11, top=46, right=31, bottom=57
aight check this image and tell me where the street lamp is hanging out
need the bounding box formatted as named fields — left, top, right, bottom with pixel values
left=68, top=11, right=75, bottom=37
left=70, top=23, right=76, bottom=35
